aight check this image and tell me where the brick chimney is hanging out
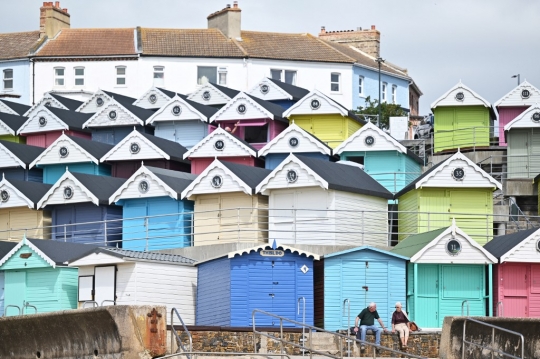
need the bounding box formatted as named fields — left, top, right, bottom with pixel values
left=207, top=1, right=241, bottom=40
left=39, top=2, right=70, bottom=39
left=319, top=25, right=380, bottom=57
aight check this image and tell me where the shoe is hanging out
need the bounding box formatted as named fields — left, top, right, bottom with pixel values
left=360, top=345, right=365, bottom=351
left=403, top=344, right=408, bottom=349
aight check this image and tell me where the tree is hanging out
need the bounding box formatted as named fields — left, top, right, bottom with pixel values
left=353, top=96, right=407, bottom=129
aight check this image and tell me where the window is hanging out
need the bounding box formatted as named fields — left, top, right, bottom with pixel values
left=358, top=76, right=364, bottom=96
left=54, top=67, right=65, bottom=86
left=3, top=69, right=13, bottom=90
left=392, top=85, right=397, bottom=104
left=74, top=67, right=84, bottom=86
left=116, top=66, right=126, bottom=85
left=382, top=82, right=387, bottom=102
left=331, top=73, right=340, bottom=92
left=153, top=66, right=164, bottom=86
left=270, top=69, right=297, bottom=85
left=218, top=67, right=227, bottom=85
left=197, top=66, right=217, bottom=85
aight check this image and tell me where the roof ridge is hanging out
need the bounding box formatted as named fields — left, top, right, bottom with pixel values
left=312, top=35, right=356, bottom=63
left=231, top=37, right=249, bottom=57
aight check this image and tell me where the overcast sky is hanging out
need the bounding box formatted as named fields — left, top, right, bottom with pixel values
left=2, top=0, right=539, bottom=115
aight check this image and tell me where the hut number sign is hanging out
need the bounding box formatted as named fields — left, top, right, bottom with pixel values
left=172, top=105, right=182, bottom=116
left=536, top=238, right=540, bottom=252
left=532, top=112, right=540, bottom=123
left=214, top=140, right=225, bottom=151
left=286, top=169, right=298, bottom=183
left=202, top=91, right=211, bottom=101
left=310, top=99, right=321, bottom=110
left=452, top=167, right=465, bottom=181
left=149, top=94, right=157, bottom=104
left=455, top=92, right=465, bottom=101
left=63, top=186, right=74, bottom=199
left=96, top=97, right=104, bottom=107
left=260, top=84, right=270, bottom=94
left=0, top=190, right=9, bottom=202
left=109, top=110, right=117, bottom=121
left=522, top=89, right=531, bottom=99
left=260, top=249, right=284, bottom=257
left=237, top=104, right=247, bottom=114
left=59, top=146, right=69, bottom=158
left=38, top=117, right=47, bottom=127
left=130, top=142, right=141, bottom=154
left=289, top=137, right=299, bottom=147
left=365, top=135, right=375, bottom=146
left=211, top=175, right=223, bottom=188
left=446, top=238, right=462, bottom=256
left=139, top=180, right=150, bottom=194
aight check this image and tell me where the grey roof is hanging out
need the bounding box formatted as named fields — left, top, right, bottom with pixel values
left=220, top=161, right=272, bottom=192
left=156, top=87, right=179, bottom=99
left=0, top=99, right=31, bottom=116
left=0, top=241, right=16, bottom=259
left=138, top=132, right=190, bottom=163
left=154, top=89, right=218, bottom=118
left=47, top=107, right=93, bottom=131
left=70, top=172, right=127, bottom=205
left=100, top=247, right=195, bottom=264
left=102, top=90, right=137, bottom=104
left=483, top=227, right=539, bottom=259
left=267, top=78, right=310, bottom=101
left=49, top=94, right=84, bottom=111
left=27, top=238, right=100, bottom=265
left=245, top=94, right=287, bottom=122
left=0, top=112, right=28, bottom=132
left=294, top=154, right=393, bottom=199
left=0, top=140, right=45, bottom=167
left=67, top=135, right=115, bottom=159
left=146, top=166, right=197, bottom=195
left=103, top=90, right=156, bottom=121
left=209, top=82, right=241, bottom=99
left=394, top=160, right=446, bottom=198
left=5, top=179, right=52, bottom=208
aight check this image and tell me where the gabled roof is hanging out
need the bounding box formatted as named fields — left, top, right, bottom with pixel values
left=30, top=134, right=114, bottom=168
left=187, top=82, right=240, bottom=106
left=0, top=241, right=16, bottom=260
left=133, top=87, right=179, bottom=109
left=49, top=94, right=84, bottom=111
left=35, top=28, right=137, bottom=57
left=0, top=140, right=45, bottom=168
left=494, top=80, right=540, bottom=108
left=110, top=165, right=197, bottom=203
left=38, top=170, right=126, bottom=208
left=431, top=81, right=491, bottom=109
left=209, top=92, right=285, bottom=123
left=181, top=159, right=271, bottom=198
left=267, top=78, right=310, bottom=101
left=0, top=177, right=52, bottom=209
left=483, top=227, right=540, bottom=262
left=256, top=154, right=393, bottom=199
left=394, top=151, right=502, bottom=198
left=23, top=95, right=71, bottom=116
left=257, top=122, right=332, bottom=157
left=16, top=106, right=93, bottom=134
left=183, top=127, right=257, bottom=159
left=211, top=83, right=242, bottom=99
left=0, top=30, right=41, bottom=60
left=248, top=78, right=310, bottom=102
left=333, top=121, right=423, bottom=164
left=75, top=89, right=137, bottom=113
left=0, top=113, right=29, bottom=135
left=100, top=130, right=190, bottom=164
left=146, top=94, right=218, bottom=125
left=504, top=104, right=540, bottom=131
left=0, top=99, right=31, bottom=116
left=83, top=96, right=155, bottom=128
left=69, top=246, right=196, bottom=265
left=391, top=227, right=447, bottom=258
left=323, top=245, right=409, bottom=260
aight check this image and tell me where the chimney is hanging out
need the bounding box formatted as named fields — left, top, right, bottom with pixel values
left=320, top=26, right=326, bottom=34
left=318, top=24, right=381, bottom=57
left=207, top=1, right=242, bottom=40
left=39, top=1, right=70, bottom=39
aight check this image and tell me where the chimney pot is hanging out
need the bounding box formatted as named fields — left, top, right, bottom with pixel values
left=357, top=27, right=362, bottom=31
left=55, top=1, right=59, bottom=7
left=226, top=3, right=231, bottom=8
left=63, top=8, right=67, bottom=12
left=371, top=25, right=376, bottom=30
left=233, top=1, right=238, bottom=8
left=321, top=26, right=326, bottom=34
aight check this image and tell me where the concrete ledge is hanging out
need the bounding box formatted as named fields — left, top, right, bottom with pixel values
left=504, top=179, right=536, bottom=196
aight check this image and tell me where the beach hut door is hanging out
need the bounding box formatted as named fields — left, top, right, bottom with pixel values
left=501, top=264, right=528, bottom=317
left=94, top=266, right=116, bottom=306
left=417, top=264, right=439, bottom=328
left=340, top=260, right=368, bottom=327
left=4, top=271, right=26, bottom=316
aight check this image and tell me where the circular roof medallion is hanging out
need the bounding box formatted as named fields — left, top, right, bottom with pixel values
left=108, top=110, right=117, bottom=120
left=522, top=89, right=531, bottom=99
left=149, top=94, right=157, bottom=104
left=286, top=169, right=298, bottom=183
left=139, top=180, right=150, bottom=194
left=237, top=104, right=247, bottom=114
left=202, top=91, right=211, bottom=101
left=289, top=137, right=299, bottom=147
left=446, top=238, right=462, bottom=256
left=260, top=84, right=270, bottom=94
left=211, top=175, right=223, bottom=188
left=214, top=140, right=225, bottom=151
left=0, top=190, right=9, bottom=203
left=59, top=146, right=69, bottom=158
left=130, top=142, right=141, bottom=154
left=531, top=112, right=540, bottom=123
left=96, top=97, right=104, bottom=107
left=63, top=186, right=74, bottom=200
left=455, top=92, right=465, bottom=101
left=365, top=135, right=375, bottom=146
left=172, top=105, right=182, bottom=116
left=38, top=117, right=47, bottom=127
left=310, top=99, right=321, bottom=110
left=452, top=167, right=465, bottom=181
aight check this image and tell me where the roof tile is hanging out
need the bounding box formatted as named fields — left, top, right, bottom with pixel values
left=0, top=31, right=40, bottom=60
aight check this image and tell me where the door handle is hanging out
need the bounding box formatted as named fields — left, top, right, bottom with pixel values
left=269, top=294, right=274, bottom=297
left=273, top=282, right=279, bottom=285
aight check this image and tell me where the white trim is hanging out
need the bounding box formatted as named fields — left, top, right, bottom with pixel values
left=29, top=133, right=99, bottom=168
left=75, top=89, right=112, bottom=112
left=503, top=103, right=540, bottom=131
left=283, top=89, right=348, bottom=118
left=82, top=98, right=144, bottom=128
left=183, top=127, right=257, bottom=159
left=132, top=86, right=170, bottom=109
left=146, top=94, right=210, bottom=125
left=247, top=77, right=293, bottom=101
left=0, top=142, right=26, bottom=168
left=494, top=80, right=540, bottom=108
left=0, top=177, right=34, bottom=209
left=209, top=91, right=275, bottom=123
left=16, top=105, right=68, bottom=135
left=257, top=123, right=332, bottom=157
left=68, top=251, right=127, bottom=266
left=333, top=121, right=406, bottom=155
left=100, top=129, right=170, bottom=162
left=23, top=93, right=69, bottom=117
left=0, top=100, right=19, bottom=116
left=430, top=81, right=491, bottom=109
left=37, top=169, right=100, bottom=208
left=227, top=244, right=320, bottom=260
left=500, top=228, right=540, bottom=263
left=0, top=236, right=56, bottom=268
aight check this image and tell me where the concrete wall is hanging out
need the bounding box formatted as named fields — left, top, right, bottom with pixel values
left=440, top=316, right=540, bottom=359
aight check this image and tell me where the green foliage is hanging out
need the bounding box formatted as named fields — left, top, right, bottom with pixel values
left=354, top=96, right=407, bottom=128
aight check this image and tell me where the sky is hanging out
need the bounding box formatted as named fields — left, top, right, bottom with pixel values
left=1, top=0, right=540, bottom=115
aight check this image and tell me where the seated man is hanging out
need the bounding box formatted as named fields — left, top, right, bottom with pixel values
left=353, top=302, right=387, bottom=351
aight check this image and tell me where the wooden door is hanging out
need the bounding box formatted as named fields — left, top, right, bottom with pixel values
left=450, top=191, right=490, bottom=244
left=94, top=266, right=116, bottom=306
left=220, top=195, right=252, bottom=242
left=501, top=264, right=528, bottom=317
left=340, top=260, right=367, bottom=328
left=531, top=265, right=540, bottom=317
left=0, top=212, right=9, bottom=241
left=194, top=196, right=220, bottom=246
left=507, top=130, right=529, bottom=179
left=416, top=264, right=439, bottom=328
left=272, top=260, right=296, bottom=326
left=271, top=192, right=295, bottom=242
left=4, top=271, right=25, bottom=316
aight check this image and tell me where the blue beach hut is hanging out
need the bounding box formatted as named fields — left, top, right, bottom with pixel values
left=0, top=140, right=44, bottom=182
left=196, top=243, right=319, bottom=327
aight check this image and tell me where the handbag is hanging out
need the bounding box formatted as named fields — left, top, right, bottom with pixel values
left=402, top=309, right=421, bottom=332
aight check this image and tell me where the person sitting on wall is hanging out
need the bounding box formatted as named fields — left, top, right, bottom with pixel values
left=353, top=302, right=387, bottom=352
left=391, top=302, right=410, bottom=349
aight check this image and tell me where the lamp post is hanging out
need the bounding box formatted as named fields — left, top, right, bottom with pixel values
left=511, top=74, right=520, bottom=86
left=376, top=57, right=385, bottom=128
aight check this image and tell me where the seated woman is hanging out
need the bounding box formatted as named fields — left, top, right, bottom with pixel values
left=391, top=302, right=410, bottom=349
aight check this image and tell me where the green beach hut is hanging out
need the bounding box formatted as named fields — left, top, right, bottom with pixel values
left=392, top=222, right=497, bottom=329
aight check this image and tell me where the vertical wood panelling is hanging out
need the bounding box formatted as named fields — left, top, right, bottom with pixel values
left=196, top=257, right=231, bottom=326
left=498, top=107, right=528, bottom=146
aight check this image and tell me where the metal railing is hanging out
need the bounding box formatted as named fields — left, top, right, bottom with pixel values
left=82, top=301, right=99, bottom=308
left=252, top=309, right=427, bottom=359
left=170, top=307, right=193, bottom=357
left=461, top=300, right=470, bottom=316
left=23, top=301, right=37, bottom=315
left=462, top=317, right=524, bottom=359
left=4, top=305, right=21, bottom=316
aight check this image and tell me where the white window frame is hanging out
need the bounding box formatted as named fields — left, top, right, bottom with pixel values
left=392, top=85, right=397, bottom=104
left=218, top=67, right=228, bottom=86
left=54, top=67, right=65, bottom=87
left=74, top=67, right=85, bottom=87
left=382, top=82, right=388, bottom=102
left=153, top=66, right=164, bottom=86
left=3, top=69, right=13, bottom=90
left=116, top=66, right=126, bottom=86
left=270, top=69, right=297, bottom=85
left=358, top=76, right=364, bottom=97
left=330, top=72, right=341, bottom=93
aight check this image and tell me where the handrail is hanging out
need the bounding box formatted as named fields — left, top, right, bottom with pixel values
left=461, top=300, right=470, bottom=316
left=101, top=300, right=116, bottom=306
left=4, top=305, right=21, bottom=316
left=170, top=307, right=192, bottom=358
left=161, top=352, right=292, bottom=359
left=82, top=301, right=99, bottom=308
left=497, top=301, right=504, bottom=317
left=342, top=299, right=351, bottom=357
left=297, top=297, right=306, bottom=356
left=23, top=301, right=37, bottom=315
left=462, top=317, right=524, bottom=359
left=252, top=309, right=427, bottom=359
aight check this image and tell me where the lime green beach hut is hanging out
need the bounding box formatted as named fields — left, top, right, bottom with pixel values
left=431, top=81, right=494, bottom=153
left=392, top=222, right=497, bottom=328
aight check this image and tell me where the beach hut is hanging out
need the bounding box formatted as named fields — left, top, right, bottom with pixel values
left=391, top=222, right=497, bottom=328
left=81, top=92, right=155, bottom=145
left=68, top=247, right=197, bottom=322
left=24, top=93, right=83, bottom=115
left=109, top=165, right=196, bottom=251
left=209, top=92, right=288, bottom=150
left=504, top=104, right=540, bottom=179
left=181, top=159, right=271, bottom=246
left=0, top=237, right=98, bottom=316
left=283, top=89, right=366, bottom=149
left=0, top=99, right=30, bottom=117
left=0, top=140, right=44, bottom=182
left=431, top=81, right=494, bottom=153
left=247, top=78, right=309, bottom=110
left=333, top=121, right=424, bottom=194
left=0, top=177, right=52, bottom=240
left=484, top=227, right=540, bottom=317
left=0, top=241, right=16, bottom=316
left=187, top=82, right=240, bottom=109
left=183, top=127, right=261, bottom=174
left=145, top=92, right=218, bottom=149
left=494, top=81, right=540, bottom=146
left=30, top=134, right=113, bottom=184
left=256, top=154, right=392, bottom=246
left=100, top=129, right=190, bottom=178
left=395, top=151, right=501, bottom=244
left=196, top=243, right=319, bottom=327
left=258, top=123, right=332, bottom=170
left=133, top=86, right=179, bottom=109
left=75, top=89, right=137, bottom=113
left=37, top=171, right=126, bottom=246
left=0, top=112, right=28, bottom=143
left=316, top=246, right=408, bottom=330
